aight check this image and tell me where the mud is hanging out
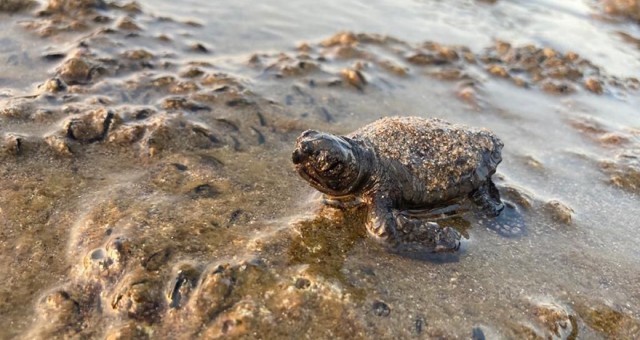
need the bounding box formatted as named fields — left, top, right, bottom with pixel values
left=1, top=0, right=640, bottom=339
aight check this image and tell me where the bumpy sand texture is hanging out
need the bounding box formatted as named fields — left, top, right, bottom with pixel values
left=2, top=0, right=640, bottom=339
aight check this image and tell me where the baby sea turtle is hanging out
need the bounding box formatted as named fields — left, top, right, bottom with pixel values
left=292, top=116, right=507, bottom=252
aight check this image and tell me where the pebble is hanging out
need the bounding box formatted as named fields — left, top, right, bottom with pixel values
left=584, top=78, right=604, bottom=94
left=116, top=16, right=140, bottom=31
left=44, top=134, right=72, bottom=156
left=58, top=57, right=92, bottom=85
left=65, top=108, right=115, bottom=143
left=340, top=68, right=367, bottom=90
left=294, top=278, right=311, bottom=289
left=372, top=300, right=391, bottom=317
left=544, top=199, right=574, bottom=224
left=1, top=134, right=22, bottom=156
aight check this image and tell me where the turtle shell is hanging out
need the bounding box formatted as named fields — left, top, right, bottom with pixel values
left=349, top=116, right=503, bottom=202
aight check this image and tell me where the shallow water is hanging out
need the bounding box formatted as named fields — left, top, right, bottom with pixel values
left=1, top=0, right=639, bottom=339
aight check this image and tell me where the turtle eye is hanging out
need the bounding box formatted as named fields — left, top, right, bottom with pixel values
left=318, top=157, right=336, bottom=172
left=320, top=159, right=343, bottom=174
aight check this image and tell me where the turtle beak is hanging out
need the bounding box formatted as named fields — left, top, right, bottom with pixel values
left=292, top=130, right=319, bottom=164
left=292, top=148, right=306, bottom=164
left=292, top=140, right=312, bottom=165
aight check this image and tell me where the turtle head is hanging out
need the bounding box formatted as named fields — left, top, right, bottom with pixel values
left=292, top=130, right=363, bottom=196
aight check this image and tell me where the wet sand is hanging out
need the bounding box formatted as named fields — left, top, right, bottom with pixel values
left=1, top=0, right=640, bottom=339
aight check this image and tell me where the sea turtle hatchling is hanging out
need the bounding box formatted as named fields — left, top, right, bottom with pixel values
left=292, top=116, right=509, bottom=252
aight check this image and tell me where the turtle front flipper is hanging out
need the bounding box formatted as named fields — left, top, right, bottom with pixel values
left=366, top=196, right=461, bottom=252
left=394, top=212, right=461, bottom=252
left=365, top=196, right=399, bottom=243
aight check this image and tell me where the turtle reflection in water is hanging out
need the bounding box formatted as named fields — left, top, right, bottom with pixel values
left=292, top=116, right=521, bottom=253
